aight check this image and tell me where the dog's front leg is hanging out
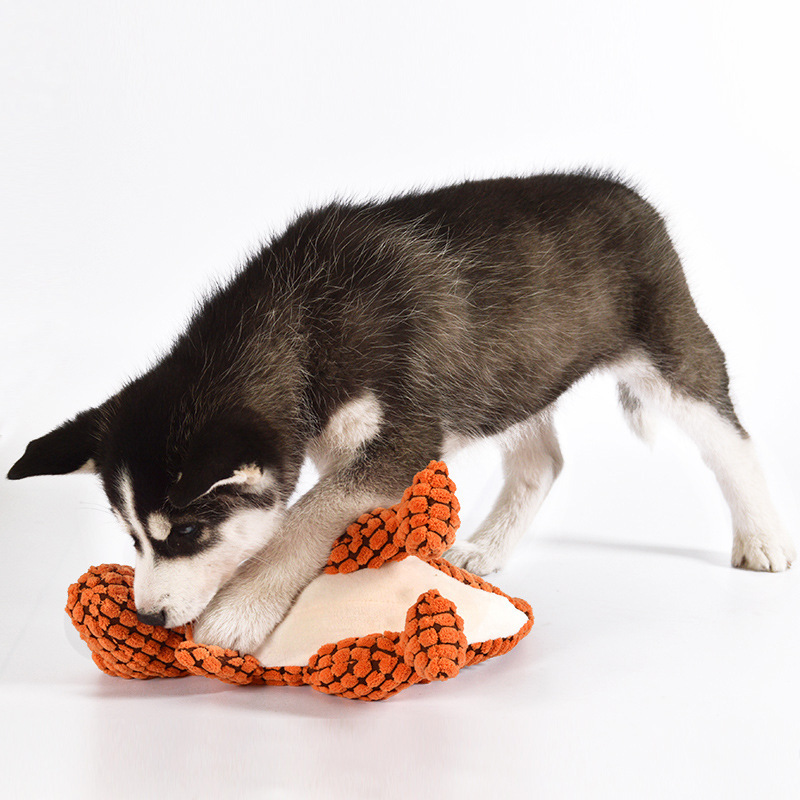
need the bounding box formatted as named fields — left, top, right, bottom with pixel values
left=191, top=472, right=399, bottom=654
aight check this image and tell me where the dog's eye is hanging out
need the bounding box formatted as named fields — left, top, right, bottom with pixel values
left=171, top=523, right=200, bottom=538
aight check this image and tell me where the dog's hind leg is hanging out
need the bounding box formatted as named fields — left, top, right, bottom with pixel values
left=618, top=381, right=659, bottom=444
left=445, top=410, right=563, bottom=575
left=615, top=342, right=794, bottom=572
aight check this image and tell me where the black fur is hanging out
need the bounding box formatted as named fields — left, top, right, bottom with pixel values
left=8, top=171, right=743, bottom=529
left=7, top=407, right=103, bottom=479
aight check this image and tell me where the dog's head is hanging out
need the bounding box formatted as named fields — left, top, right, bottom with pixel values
left=7, top=387, right=287, bottom=628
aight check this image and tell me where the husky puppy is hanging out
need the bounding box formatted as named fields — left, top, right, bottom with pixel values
left=8, top=173, right=794, bottom=653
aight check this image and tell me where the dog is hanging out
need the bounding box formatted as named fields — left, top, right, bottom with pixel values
left=8, top=172, right=795, bottom=654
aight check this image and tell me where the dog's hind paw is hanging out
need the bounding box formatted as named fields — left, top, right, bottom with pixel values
left=444, top=541, right=503, bottom=576
left=732, top=531, right=795, bottom=572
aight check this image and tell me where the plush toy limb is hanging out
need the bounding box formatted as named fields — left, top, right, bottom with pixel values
left=396, top=462, right=460, bottom=559
left=306, top=633, right=419, bottom=701
left=324, top=461, right=461, bottom=574
left=303, top=585, right=470, bottom=699
left=325, top=505, right=403, bottom=574
left=66, top=565, right=190, bottom=679
left=400, top=589, right=468, bottom=681
left=173, top=640, right=305, bottom=687
left=173, top=642, right=268, bottom=685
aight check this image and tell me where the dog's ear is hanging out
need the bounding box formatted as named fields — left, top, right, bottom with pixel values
left=168, top=411, right=279, bottom=508
left=7, top=407, right=103, bottom=480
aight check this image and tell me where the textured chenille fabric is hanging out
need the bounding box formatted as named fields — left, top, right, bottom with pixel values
left=66, top=462, right=533, bottom=700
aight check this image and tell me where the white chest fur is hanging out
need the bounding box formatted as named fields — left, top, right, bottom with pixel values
left=307, top=392, right=383, bottom=476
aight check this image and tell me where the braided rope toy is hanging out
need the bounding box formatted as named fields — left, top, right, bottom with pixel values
left=66, top=462, right=533, bottom=701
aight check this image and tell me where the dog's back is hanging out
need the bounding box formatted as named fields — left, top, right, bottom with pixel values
left=245, top=173, right=734, bottom=444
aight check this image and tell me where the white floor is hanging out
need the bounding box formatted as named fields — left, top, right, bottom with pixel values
left=2, top=379, right=799, bottom=800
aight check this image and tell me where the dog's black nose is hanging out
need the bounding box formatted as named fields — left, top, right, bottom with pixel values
left=137, top=609, right=167, bottom=627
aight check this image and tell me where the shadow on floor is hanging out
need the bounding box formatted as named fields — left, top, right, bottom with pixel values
left=538, top=534, right=729, bottom=567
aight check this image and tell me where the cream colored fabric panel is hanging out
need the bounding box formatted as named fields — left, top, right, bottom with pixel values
left=256, top=558, right=528, bottom=667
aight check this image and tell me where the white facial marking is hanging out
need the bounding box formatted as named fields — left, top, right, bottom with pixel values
left=134, top=504, right=284, bottom=627
left=132, top=537, right=158, bottom=613
left=117, top=470, right=147, bottom=541
left=146, top=512, right=171, bottom=541
left=115, top=471, right=161, bottom=613
left=199, top=464, right=275, bottom=499
left=308, top=391, right=383, bottom=476
left=114, top=466, right=287, bottom=625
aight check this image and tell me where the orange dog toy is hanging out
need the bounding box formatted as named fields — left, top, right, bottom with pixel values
left=66, top=462, right=533, bottom=700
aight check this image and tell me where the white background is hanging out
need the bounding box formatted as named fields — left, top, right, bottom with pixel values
left=1, top=2, right=799, bottom=798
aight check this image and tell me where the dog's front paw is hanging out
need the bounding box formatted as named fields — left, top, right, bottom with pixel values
left=444, top=541, right=503, bottom=576
left=732, top=530, right=795, bottom=572
left=192, top=578, right=292, bottom=654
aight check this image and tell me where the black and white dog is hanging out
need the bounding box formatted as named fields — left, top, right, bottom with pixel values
left=8, top=173, right=794, bottom=653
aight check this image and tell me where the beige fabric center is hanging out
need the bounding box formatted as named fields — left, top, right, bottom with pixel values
left=255, top=558, right=528, bottom=667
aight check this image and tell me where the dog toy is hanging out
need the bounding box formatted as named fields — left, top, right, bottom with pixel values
left=66, top=462, right=533, bottom=700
